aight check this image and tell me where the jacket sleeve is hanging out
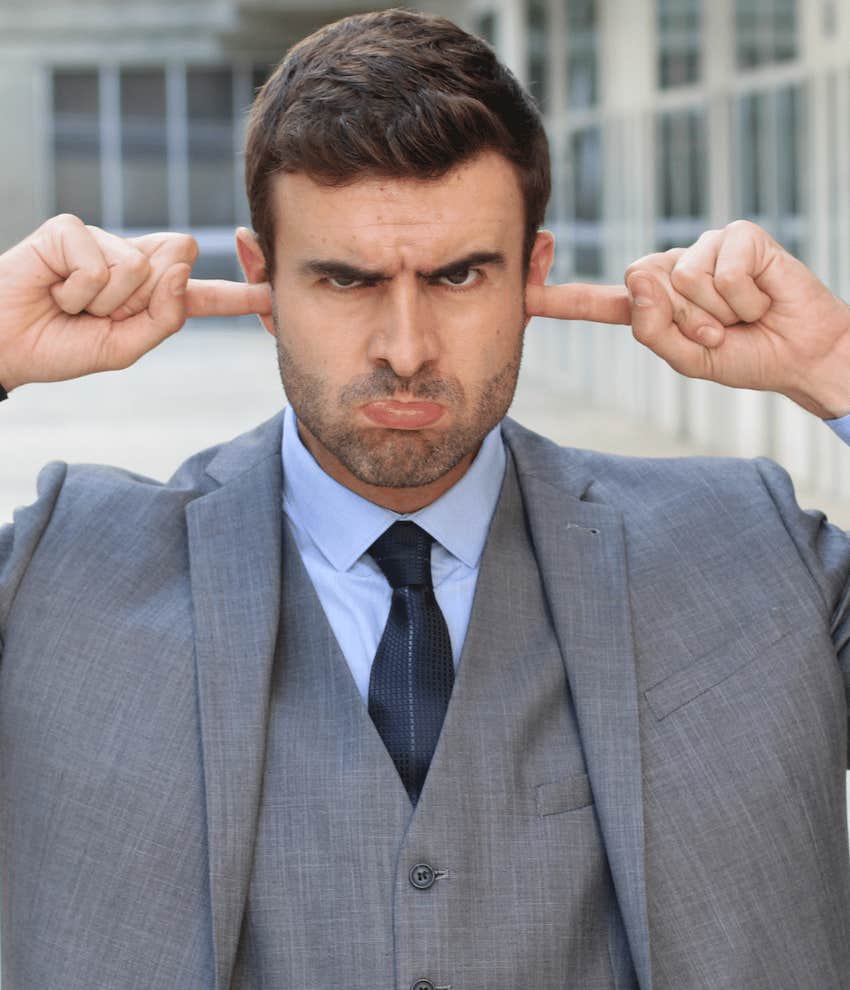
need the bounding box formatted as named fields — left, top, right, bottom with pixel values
left=754, top=456, right=850, bottom=766
left=0, top=461, right=68, bottom=656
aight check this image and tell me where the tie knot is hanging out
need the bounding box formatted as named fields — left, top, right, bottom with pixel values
left=368, top=521, right=434, bottom=589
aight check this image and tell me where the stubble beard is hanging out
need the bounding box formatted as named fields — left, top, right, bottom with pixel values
left=273, top=312, right=525, bottom=489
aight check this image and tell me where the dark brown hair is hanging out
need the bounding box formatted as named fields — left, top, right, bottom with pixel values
left=244, top=8, right=550, bottom=280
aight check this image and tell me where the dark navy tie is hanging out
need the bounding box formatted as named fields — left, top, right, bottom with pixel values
left=367, top=521, right=454, bottom=806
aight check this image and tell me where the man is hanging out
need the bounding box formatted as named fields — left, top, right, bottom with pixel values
left=0, top=9, right=849, bottom=990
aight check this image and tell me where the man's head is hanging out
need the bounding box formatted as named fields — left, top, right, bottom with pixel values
left=244, top=7, right=550, bottom=281
left=236, top=10, right=554, bottom=512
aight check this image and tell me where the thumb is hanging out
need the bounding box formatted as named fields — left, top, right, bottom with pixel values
left=112, top=262, right=190, bottom=367
left=626, top=270, right=719, bottom=379
left=148, top=263, right=190, bottom=335
left=626, top=272, right=674, bottom=349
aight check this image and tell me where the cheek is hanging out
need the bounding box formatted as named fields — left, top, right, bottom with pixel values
left=279, top=314, right=377, bottom=392
left=456, top=306, right=524, bottom=373
left=275, top=293, right=345, bottom=365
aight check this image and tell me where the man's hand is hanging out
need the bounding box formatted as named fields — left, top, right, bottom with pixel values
left=0, top=214, right=272, bottom=393
left=623, top=220, right=850, bottom=419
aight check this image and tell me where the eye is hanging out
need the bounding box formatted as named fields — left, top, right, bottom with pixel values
left=438, top=268, right=480, bottom=288
left=328, top=275, right=364, bottom=290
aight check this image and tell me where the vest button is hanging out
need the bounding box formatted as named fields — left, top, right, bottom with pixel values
left=409, top=863, right=436, bottom=889
left=411, top=981, right=435, bottom=990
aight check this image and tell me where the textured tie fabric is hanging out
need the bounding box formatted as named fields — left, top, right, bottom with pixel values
left=367, top=521, right=455, bottom=806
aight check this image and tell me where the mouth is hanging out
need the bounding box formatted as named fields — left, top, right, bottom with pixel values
left=360, top=399, right=446, bottom=430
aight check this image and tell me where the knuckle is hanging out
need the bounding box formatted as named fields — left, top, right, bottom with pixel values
left=695, top=228, right=721, bottom=244
left=672, top=302, right=691, bottom=327
left=77, top=264, right=110, bottom=289
left=713, top=267, right=741, bottom=293
left=625, top=253, right=661, bottom=280
left=119, top=293, right=143, bottom=315
left=52, top=212, right=85, bottom=229
left=168, top=233, right=199, bottom=263
left=127, top=252, right=152, bottom=278
left=726, top=218, right=755, bottom=235
left=670, top=262, right=700, bottom=293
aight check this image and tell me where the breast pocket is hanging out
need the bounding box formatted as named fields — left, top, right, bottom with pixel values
left=644, top=606, right=792, bottom=721
left=536, top=771, right=594, bottom=816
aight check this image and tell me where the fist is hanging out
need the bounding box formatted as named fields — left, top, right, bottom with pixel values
left=624, top=220, right=850, bottom=418
left=0, top=214, right=271, bottom=392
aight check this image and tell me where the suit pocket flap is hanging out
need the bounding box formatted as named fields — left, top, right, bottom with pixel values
left=644, top=606, right=791, bottom=721
left=536, top=772, right=593, bottom=816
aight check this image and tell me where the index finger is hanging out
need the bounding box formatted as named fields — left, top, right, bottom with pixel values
left=186, top=279, right=272, bottom=318
left=526, top=282, right=631, bottom=325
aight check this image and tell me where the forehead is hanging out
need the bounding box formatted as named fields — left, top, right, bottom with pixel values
left=270, top=151, right=525, bottom=263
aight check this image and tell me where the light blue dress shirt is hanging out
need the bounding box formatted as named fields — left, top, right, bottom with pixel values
left=283, top=404, right=850, bottom=705
left=281, top=405, right=506, bottom=705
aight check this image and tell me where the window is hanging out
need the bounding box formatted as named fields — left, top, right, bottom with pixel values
left=49, top=63, right=268, bottom=282
left=655, top=109, right=707, bottom=250
left=657, top=0, right=702, bottom=88
left=566, top=126, right=604, bottom=276
left=735, top=0, right=798, bottom=70
left=52, top=70, right=102, bottom=226
left=821, top=0, right=837, bottom=36
left=733, top=83, right=807, bottom=257
left=121, top=69, right=168, bottom=228
left=527, top=0, right=550, bottom=113
left=565, top=0, right=598, bottom=109
left=557, top=0, right=603, bottom=276
left=187, top=69, right=236, bottom=228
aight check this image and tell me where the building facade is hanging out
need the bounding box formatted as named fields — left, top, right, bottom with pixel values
left=1, top=0, right=849, bottom=500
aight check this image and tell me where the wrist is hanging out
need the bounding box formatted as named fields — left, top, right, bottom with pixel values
left=790, top=306, right=850, bottom=419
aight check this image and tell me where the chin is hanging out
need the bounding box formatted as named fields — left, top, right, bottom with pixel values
left=334, top=427, right=476, bottom=490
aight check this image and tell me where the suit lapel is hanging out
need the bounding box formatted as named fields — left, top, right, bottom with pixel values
left=503, top=419, right=653, bottom=990
left=185, top=412, right=284, bottom=990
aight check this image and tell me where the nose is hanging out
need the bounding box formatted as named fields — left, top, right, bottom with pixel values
left=366, top=278, right=439, bottom=380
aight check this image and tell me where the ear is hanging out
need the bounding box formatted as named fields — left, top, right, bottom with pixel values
left=523, top=230, right=556, bottom=328
left=527, top=229, right=555, bottom=286
left=235, top=226, right=276, bottom=336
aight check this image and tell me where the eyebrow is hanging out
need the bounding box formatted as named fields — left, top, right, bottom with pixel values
left=299, top=250, right=506, bottom=282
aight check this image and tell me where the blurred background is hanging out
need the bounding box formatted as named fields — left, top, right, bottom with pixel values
left=0, top=0, right=849, bottom=527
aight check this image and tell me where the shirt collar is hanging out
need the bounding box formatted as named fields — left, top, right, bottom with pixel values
left=281, top=405, right=505, bottom=572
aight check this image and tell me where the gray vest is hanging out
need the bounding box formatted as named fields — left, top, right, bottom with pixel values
left=232, top=454, right=638, bottom=989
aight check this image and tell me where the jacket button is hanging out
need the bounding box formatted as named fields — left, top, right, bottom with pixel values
left=409, top=863, right=436, bottom=889
left=411, top=981, right=435, bottom=990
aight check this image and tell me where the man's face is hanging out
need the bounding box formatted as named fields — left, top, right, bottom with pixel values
left=239, top=151, right=553, bottom=509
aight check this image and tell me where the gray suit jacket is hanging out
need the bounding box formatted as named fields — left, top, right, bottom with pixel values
left=0, top=410, right=847, bottom=989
